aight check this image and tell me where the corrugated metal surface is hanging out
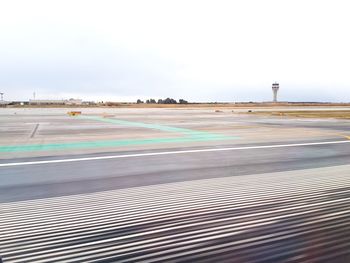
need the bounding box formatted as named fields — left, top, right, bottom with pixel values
left=1, top=171, right=350, bottom=262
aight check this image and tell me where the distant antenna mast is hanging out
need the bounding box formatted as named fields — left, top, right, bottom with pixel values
left=33, top=92, right=36, bottom=100
left=0, top=92, right=4, bottom=101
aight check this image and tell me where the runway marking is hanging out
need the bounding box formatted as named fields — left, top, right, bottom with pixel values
left=29, top=124, right=39, bottom=138
left=79, top=115, right=215, bottom=136
left=0, top=135, right=234, bottom=153
left=0, top=116, right=236, bottom=152
left=0, top=140, right=349, bottom=167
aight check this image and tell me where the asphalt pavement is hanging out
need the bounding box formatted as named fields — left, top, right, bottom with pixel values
left=1, top=108, right=350, bottom=262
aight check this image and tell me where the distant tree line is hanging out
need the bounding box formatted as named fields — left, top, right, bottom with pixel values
left=137, top=98, right=188, bottom=104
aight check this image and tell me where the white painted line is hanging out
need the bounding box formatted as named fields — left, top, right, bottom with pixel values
left=0, top=140, right=349, bottom=167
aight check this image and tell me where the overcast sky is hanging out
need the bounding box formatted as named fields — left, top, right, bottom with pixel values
left=1, top=0, right=349, bottom=102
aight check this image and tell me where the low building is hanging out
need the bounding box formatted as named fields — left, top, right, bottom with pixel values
left=29, top=99, right=66, bottom=105
left=82, top=101, right=97, bottom=106
left=0, top=101, right=11, bottom=107
left=66, top=98, right=83, bottom=105
left=29, top=98, right=83, bottom=105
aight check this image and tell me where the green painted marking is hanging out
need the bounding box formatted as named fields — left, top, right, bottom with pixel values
left=0, top=135, right=235, bottom=152
left=0, top=116, right=238, bottom=152
left=79, top=115, right=216, bottom=137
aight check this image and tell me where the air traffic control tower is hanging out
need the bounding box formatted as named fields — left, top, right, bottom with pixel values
left=272, top=82, right=279, bottom=102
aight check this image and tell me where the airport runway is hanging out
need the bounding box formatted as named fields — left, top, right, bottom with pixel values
left=1, top=108, right=350, bottom=262
left=1, top=140, right=350, bottom=202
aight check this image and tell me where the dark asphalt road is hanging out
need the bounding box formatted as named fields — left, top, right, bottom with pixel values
left=1, top=139, right=350, bottom=202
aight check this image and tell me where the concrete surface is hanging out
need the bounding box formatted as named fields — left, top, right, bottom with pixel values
left=0, top=108, right=350, bottom=262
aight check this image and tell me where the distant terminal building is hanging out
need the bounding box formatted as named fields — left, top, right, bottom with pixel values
left=29, top=98, right=83, bottom=105
left=29, top=99, right=66, bottom=105
left=272, top=82, right=280, bottom=102
left=66, top=98, right=83, bottom=105
left=0, top=101, right=10, bottom=107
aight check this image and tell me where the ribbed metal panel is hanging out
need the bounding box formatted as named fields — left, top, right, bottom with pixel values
left=1, top=171, right=349, bottom=262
